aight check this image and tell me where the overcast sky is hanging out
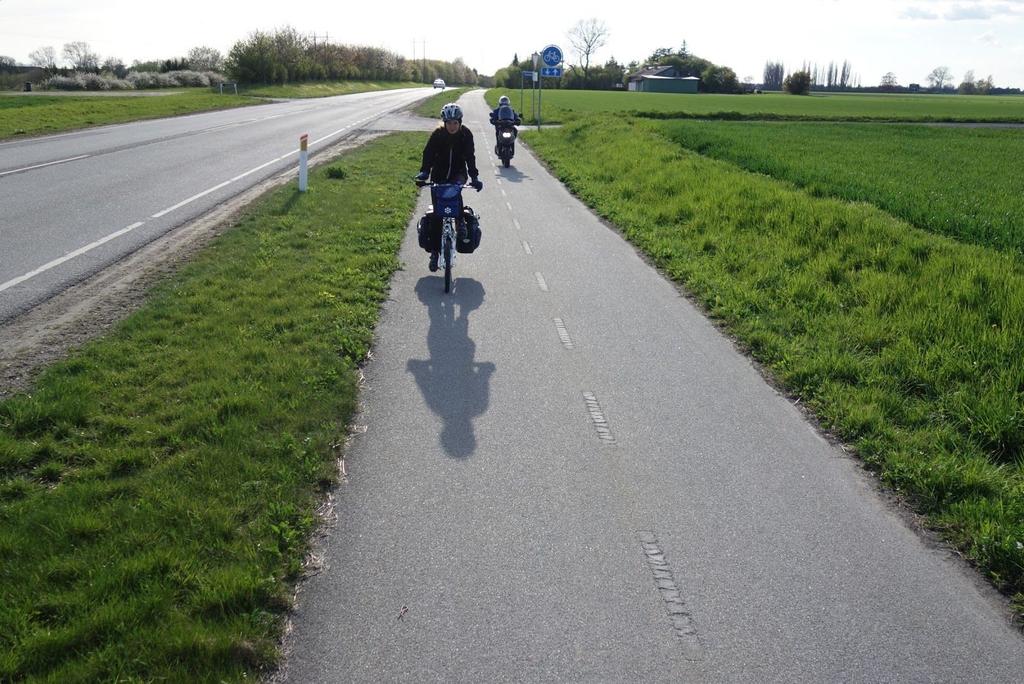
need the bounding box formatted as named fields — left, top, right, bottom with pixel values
left=2, top=0, right=1022, bottom=88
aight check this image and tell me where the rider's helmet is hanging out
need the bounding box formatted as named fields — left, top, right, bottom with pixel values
left=498, top=95, right=510, bottom=106
left=440, top=103, right=463, bottom=122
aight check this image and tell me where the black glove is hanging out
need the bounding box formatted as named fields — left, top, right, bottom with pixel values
left=470, top=178, right=483, bottom=192
left=415, top=171, right=429, bottom=181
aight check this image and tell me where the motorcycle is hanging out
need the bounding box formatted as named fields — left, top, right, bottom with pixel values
left=494, top=123, right=517, bottom=168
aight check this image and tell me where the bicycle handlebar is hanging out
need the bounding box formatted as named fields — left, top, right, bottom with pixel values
left=414, top=179, right=473, bottom=188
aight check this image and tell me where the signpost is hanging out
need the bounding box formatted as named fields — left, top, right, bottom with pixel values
left=532, top=53, right=539, bottom=125
left=520, top=71, right=535, bottom=117
left=537, top=44, right=563, bottom=130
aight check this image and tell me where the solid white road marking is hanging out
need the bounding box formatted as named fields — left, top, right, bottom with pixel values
left=0, top=154, right=90, bottom=177
left=0, top=222, right=145, bottom=293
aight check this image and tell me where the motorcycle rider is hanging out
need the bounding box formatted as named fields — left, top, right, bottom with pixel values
left=489, top=95, right=522, bottom=147
left=415, top=103, right=483, bottom=272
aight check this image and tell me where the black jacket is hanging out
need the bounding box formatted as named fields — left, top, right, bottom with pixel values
left=420, top=125, right=479, bottom=183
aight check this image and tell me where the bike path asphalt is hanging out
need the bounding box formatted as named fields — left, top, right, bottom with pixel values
left=277, top=91, right=1024, bottom=682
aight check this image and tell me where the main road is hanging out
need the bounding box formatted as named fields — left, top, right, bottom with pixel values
left=0, top=87, right=435, bottom=321
left=277, top=92, right=1024, bottom=682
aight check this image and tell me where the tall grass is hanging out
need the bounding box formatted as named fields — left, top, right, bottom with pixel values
left=524, top=115, right=1024, bottom=615
left=0, top=133, right=423, bottom=681
left=659, top=120, right=1024, bottom=254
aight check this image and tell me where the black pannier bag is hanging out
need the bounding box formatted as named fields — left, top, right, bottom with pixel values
left=417, top=213, right=438, bottom=252
left=456, top=207, right=482, bottom=253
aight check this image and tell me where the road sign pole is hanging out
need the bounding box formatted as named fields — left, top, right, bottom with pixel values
left=532, top=73, right=538, bottom=124
left=531, top=52, right=539, bottom=127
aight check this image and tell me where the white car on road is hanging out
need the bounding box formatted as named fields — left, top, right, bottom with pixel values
left=433, top=79, right=445, bottom=89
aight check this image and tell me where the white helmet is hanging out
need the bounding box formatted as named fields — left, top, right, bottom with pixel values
left=498, top=95, right=510, bottom=106
left=440, top=103, right=463, bottom=122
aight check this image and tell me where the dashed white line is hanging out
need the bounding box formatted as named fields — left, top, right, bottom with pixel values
left=535, top=272, right=549, bottom=291
left=554, top=318, right=574, bottom=348
left=0, top=154, right=90, bottom=177
left=507, top=201, right=513, bottom=212
left=583, top=392, right=616, bottom=444
left=513, top=218, right=522, bottom=231
left=500, top=188, right=507, bottom=197
left=151, top=180, right=233, bottom=218
left=0, top=222, right=145, bottom=293
left=522, top=240, right=533, bottom=255
left=230, top=157, right=284, bottom=182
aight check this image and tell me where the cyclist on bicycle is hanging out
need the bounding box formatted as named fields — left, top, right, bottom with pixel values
left=415, top=103, right=483, bottom=272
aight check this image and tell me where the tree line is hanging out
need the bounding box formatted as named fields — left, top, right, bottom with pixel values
left=764, top=60, right=1019, bottom=95
left=494, top=40, right=743, bottom=93
left=9, top=28, right=479, bottom=88
left=12, top=42, right=226, bottom=80
left=763, top=60, right=857, bottom=92
left=224, top=27, right=477, bottom=86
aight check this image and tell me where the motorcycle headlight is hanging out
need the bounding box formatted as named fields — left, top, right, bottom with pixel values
left=501, top=132, right=513, bottom=138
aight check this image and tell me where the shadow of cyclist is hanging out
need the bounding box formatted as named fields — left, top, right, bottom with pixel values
left=406, top=277, right=495, bottom=459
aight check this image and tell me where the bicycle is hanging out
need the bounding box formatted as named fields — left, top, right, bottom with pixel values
left=415, top=180, right=477, bottom=293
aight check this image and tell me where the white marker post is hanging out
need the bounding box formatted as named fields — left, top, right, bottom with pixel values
left=298, top=133, right=309, bottom=192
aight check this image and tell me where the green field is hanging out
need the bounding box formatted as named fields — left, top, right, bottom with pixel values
left=0, top=133, right=422, bottom=681
left=658, top=120, right=1024, bottom=254
left=489, top=89, right=1024, bottom=123
left=523, top=114, right=1024, bottom=618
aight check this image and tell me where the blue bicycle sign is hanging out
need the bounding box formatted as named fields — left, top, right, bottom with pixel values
left=541, top=45, right=563, bottom=67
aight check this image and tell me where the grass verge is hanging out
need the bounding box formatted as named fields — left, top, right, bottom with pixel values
left=0, top=132, right=423, bottom=681
left=240, top=80, right=424, bottom=99
left=0, top=90, right=260, bottom=140
left=524, top=115, right=1024, bottom=618
left=412, top=87, right=475, bottom=119
left=659, top=120, right=1024, bottom=255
